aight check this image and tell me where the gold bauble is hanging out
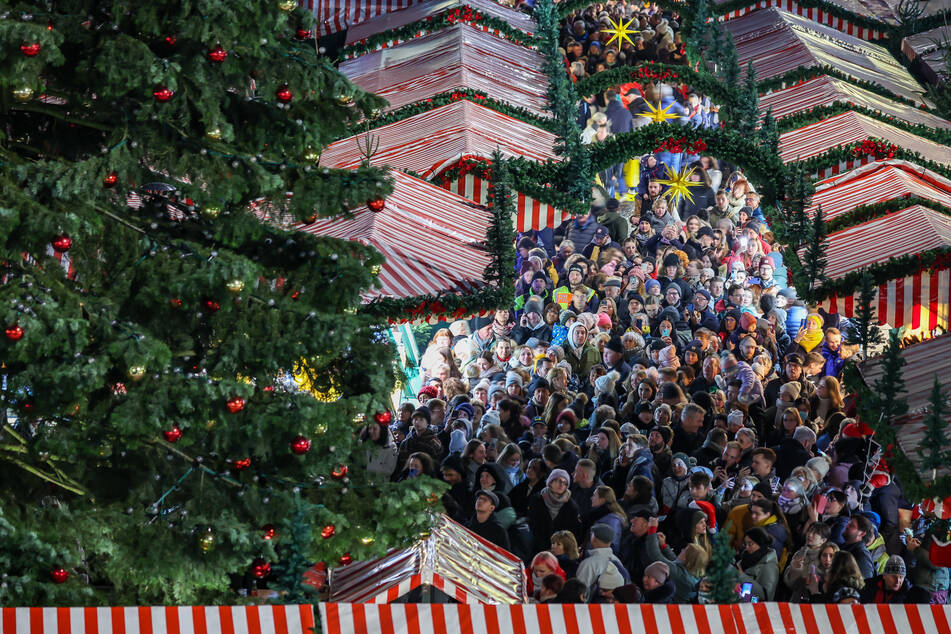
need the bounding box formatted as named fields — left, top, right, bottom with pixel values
left=127, top=365, right=147, bottom=381
left=304, top=148, right=320, bottom=163
left=205, top=419, right=217, bottom=430
left=205, top=127, right=222, bottom=141
left=202, top=206, right=222, bottom=220
left=314, top=422, right=328, bottom=435
left=369, top=108, right=383, bottom=118
left=12, top=86, right=34, bottom=101
left=370, top=264, right=382, bottom=276
left=226, top=279, right=245, bottom=293
left=335, top=93, right=353, bottom=106
left=198, top=529, right=216, bottom=552
left=359, top=535, right=376, bottom=546
left=278, top=0, right=297, bottom=11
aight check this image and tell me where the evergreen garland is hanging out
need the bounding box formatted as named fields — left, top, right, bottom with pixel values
left=573, top=62, right=740, bottom=110
left=708, top=0, right=891, bottom=32
left=773, top=102, right=951, bottom=147
left=816, top=246, right=951, bottom=301
left=792, top=140, right=951, bottom=183
left=826, top=197, right=951, bottom=234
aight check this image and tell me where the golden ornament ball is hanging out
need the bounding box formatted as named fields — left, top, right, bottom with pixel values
left=278, top=0, right=297, bottom=11
left=198, top=529, right=216, bottom=552
left=127, top=365, right=147, bottom=381
left=226, top=279, right=245, bottom=293
left=360, top=535, right=376, bottom=546
left=335, top=93, right=354, bottom=106
left=205, top=127, right=222, bottom=141
left=202, top=206, right=221, bottom=220
left=205, top=419, right=217, bottom=430
left=13, top=86, right=34, bottom=101
left=370, top=264, right=382, bottom=276
left=304, top=148, right=320, bottom=163
left=314, top=422, right=328, bottom=435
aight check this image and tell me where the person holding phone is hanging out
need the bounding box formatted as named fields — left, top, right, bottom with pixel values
left=736, top=527, right=780, bottom=600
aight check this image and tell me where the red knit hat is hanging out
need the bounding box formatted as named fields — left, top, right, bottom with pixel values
left=690, top=500, right=717, bottom=533
left=841, top=419, right=876, bottom=438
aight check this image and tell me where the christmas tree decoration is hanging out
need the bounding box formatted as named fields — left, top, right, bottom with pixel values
left=207, top=44, right=228, bottom=63
left=261, top=524, right=277, bottom=540
left=295, top=28, right=313, bottom=39
left=12, top=86, right=34, bottom=101
left=169, top=298, right=183, bottom=308
left=163, top=36, right=178, bottom=47
left=290, top=435, right=311, bottom=454
left=339, top=553, right=353, bottom=565
left=336, top=93, right=354, bottom=106
left=277, top=0, right=297, bottom=11
left=225, top=397, right=246, bottom=413
left=374, top=411, right=393, bottom=425
left=102, top=171, right=119, bottom=188
left=5, top=325, right=24, bottom=341
left=331, top=465, right=349, bottom=480
left=49, top=568, right=69, bottom=584
left=201, top=205, right=221, bottom=219
left=250, top=558, right=271, bottom=579
left=162, top=426, right=182, bottom=443
left=303, top=147, right=320, bottom=163
left=225, top=279, right=245, bottom=294
left=51, top=235, right=72, bottom=252
left=111, top=383, right=127, bottom=397
left=359, top=534, right=376, bottom=546
left=637, top=100, right=680, bottom=124
left=127, top=365, right=147, bottom=381
left=152, top=86, right=174, bottom=102
left=234, top=457, right=252, bottom=470
left=366, top=197, right=385, bottom=212
left=198, top=529, right=216, bottom=552
left=602, top=16, right=639, bottom=49
left=656, top=164, right=703, bottom=208
left=275, top=85, right=293, bottom=103
left=20, top=42, right=41, bottom=56
left=320, top=524, right=335, bottom=539
left=203, top=298, right=220, bottom=311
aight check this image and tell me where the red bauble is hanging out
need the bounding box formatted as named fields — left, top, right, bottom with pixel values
left=234, top=457, right=252, bottom=470
left=321, top=524, right=335, bottom=539
left=207, top=44, right=228, bottom=63
left=51, top=235, right=72, bottom=252
left=374, top=411, right=393, bottom=425
left=50, top=568, right=69, bottom=583
left=262, top=524, right=277, bottom=540
left=5, top=325, right=24, bottom=341
left=263, top=385, right=274, bottom=392
left=275, top=85, right=293, bottom=103
left=20, top=42, right=41, bottom=56
left=331, top=465, right=349, bottom=480
left=226, top=397, right=246, bottom=413
left=103, top=171, right=118, bottom=188
left=295, top=28, right=313, bottom=39
left=339, top=553, right=352, bottom=565
left=163, top=426, right=182, bottom=443
left=204, top=299, right=220, bottom=312
left=290, top=435, right=311, bottom=455
left=367, top=198, right=385, bottom=212
left=153, top=86, right=174, bottom=102
left=169, top=298, right=183, bottom=308
left=164, top=36, right=178, bottom=46
left=251, top=557, right=271, bottom=579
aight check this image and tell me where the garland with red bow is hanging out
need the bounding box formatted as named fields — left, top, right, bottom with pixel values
left=653, top=137, right=708, bottom=154
left=439, top=157, right=494, bottom=185
left=850, top=138, right=899, bottom=159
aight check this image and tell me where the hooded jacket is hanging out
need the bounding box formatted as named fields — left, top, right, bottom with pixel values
left=738, top=548, right=780, bottom=600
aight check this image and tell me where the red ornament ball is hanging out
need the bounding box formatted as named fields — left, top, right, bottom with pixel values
left=153, top=86, right=174, bottom=102
left=374, top=411, right=393, bottom=425
left=295, top=28, right=313, bottom=39
left=21, top=42, right=41, bottom=56
left=164, top=36, right=178, bottom=47
left=339, top=553, right=352, bottom=565
left=51, top=235, right=72, bottom=252
left=169, top=298, right=183, bottom=308
left=234, top=457, right=252, bottom=470
left=204, top=299, right=220, bottom=312
left=5, top=325, right=24, bottom=341
left=226, top=397, right=246, bottom=413
left=50, top=567, right=69, bottom=583
left=331, top=465, right=349, bottom=480
left=275, top=85, right=293, bottom=103
left=251, top=558, right=271, bottom=579
left=207, top=44, right=227, bottom=63
left=290, top=435, right=311, bottom=455
left=367, top=198, right=385, bottom=212
left=163, top=426, right=182, bottom=443
left=103, top=171, right=118, bottom=188
left=262, top=524, right=277, bottom=540
left=321, top=524, right=335, bottom=539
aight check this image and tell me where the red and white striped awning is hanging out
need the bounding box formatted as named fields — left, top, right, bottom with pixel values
left=818, top=206, right=951, bottom=330
left=344, top=0, right=535, bottom=46
left=2, top=605, right=315, bottom=634
left=299, top=0, right=420, bottom=36
left=296, top=170, right=491, bottom=301
left=725, top=9, right=931, bottom=106
left=340, top=25, right=549, bottom=117
left=759, top=75, right=951, bottom=130
left=319, top=602, right=951, bottom=634
left=714, top=0, right=887, bottom=40
left=326, top=514, right=527, bottom=604
left=808, top=160, right=951, bottom=220
left=779, top=111, right=951, bottom=168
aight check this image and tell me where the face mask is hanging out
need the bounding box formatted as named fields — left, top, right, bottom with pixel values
left=777, top=496, right=802, bottom=514
left=506, top=465, right=520, bottom=475
left=408, top=469, right=420, bottom=478
left=698, top=590, right=713, bottom=604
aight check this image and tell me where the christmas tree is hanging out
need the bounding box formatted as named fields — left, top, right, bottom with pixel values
left=917, top=375, right=950, bottom=481
left=0, top=1, right=442, bottom=605
left=731, top=60, right=760, bottom=138
left=707, top=522, right=739, bottom=603
left=801, top=206, right=828, bottom=303
left=758, top=108, right=779, bottom=156
left=845, top=270, right=884, bottom=357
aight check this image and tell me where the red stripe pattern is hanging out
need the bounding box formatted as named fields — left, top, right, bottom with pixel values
left=724, top=8, right=929, bottom=106
left=714, top=0, right=887, bottom=39
left=318, top=603, right=951, bottom=634
left=299, top=0, right=420, bottom=36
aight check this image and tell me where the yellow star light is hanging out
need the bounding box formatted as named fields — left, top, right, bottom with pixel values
left=637, top=100, right=680, bottom=124
left=656, top=165, right=703, bottom=208
left=602, top=16, right=639, bottom=49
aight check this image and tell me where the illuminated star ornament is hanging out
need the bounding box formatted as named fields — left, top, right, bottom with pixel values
left=602, top=16, right=640, bottom=49
left=657, top=165, right=703, bottom=208
left=637, top=100, right=680, bottom=124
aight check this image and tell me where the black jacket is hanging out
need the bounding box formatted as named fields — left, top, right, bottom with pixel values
left=527, top=492, right=583, bottom=553
left=466, top=514, right=511, bottom=551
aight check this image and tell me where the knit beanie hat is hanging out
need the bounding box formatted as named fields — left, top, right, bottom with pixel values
left=547, top=468, right=570, bottom=487
left=780, top=381, right=802, bottom=401
left=412, top=406, right=432, bottom=426
left=644, top=561, right=670, bottom=584
left=559, top=309, right=578, bottom=325
left=597, top=312, right=613, bottom=329
left=505, top=371, right=523, bottom=388
left=599, top=565, right=625, bottom=591
left=448, top=429, right=467, bottom=454
left=806, top=456, right=831, bottom=480
left=884, top=555, right=906, bottom=576
left=591, top=523, right=616, bottom=544
left=594, top=370, right=620, bottom=396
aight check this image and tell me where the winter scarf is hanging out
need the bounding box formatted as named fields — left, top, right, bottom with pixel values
left=541, top=486, right=572, bottom=519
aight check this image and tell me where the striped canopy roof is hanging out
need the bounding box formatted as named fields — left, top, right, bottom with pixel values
left=300, top=0, right=420, bottom=36
left=319, top=100, right=558, bottom=177
left=779, top=111, right=951, bottom=166
left=345, top=0, right=535, bottom=45
left=823, top=204, right=951, bottom=278
left=808, top=160, right=951, bottom=220
left=340, top=25, right=550, bottom=116
left=759, top=76, right=951, bottom=130
left=725, top=8, right=930, bottom=106
left=296, top=170, right=491, bottom=301
left=827, top=0, right=951, bottom=22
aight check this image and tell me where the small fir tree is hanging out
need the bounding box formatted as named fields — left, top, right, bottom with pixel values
left=917, top=375, right=950, bottom=480
left=801, top=206, right=828, bottom=303
left=718, top=30, right=741, bottom=89
left=845, top=270, right=884, bottom=357
left=758, top=108, right=780, bottom=155
left=707, top=524, right=739, bottom=603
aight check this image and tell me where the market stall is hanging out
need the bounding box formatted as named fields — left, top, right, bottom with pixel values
left=713, top=0, right=888, bottom=39
left=300, top=0, right=420, bottom=36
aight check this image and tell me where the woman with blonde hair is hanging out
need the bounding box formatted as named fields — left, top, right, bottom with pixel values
left=586, top=427, right=621, bottom=476
left=550, top=530, right=581, bottom=577
left=810, top=375, right=845, bottom=428
left=584, top=485, right=628, bottom=551
left=645, top=522, right=710, bottom=603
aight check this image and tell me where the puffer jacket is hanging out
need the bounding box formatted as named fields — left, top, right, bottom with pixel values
left=738, top=548, right=780, bottom=600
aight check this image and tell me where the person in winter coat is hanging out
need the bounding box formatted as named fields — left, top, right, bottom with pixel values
left=440, top=453, right=473, bottom=522
left=564, top=322, right=601, bottom=380
left=645, top=518, right=710, bottom=603
left=749, top=499, right=790, bottom=566
left=583, top=485, right=628, bottom=553
left=597, top=199, right=629, bottom=244
left=466, top=490, right=511, bottom=551
left=396, top=407, right=442, bottom=471
left=640, top=561, right=677, bottom=604
left=736, top=527, right=781, bottom=600
left=527, top=469, right=583, bottom=553
left=860, top=555, right=913, bottom=603
left=575, top=523, right=631, bottom=601
left=361, top=420, right=399, bottom=478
